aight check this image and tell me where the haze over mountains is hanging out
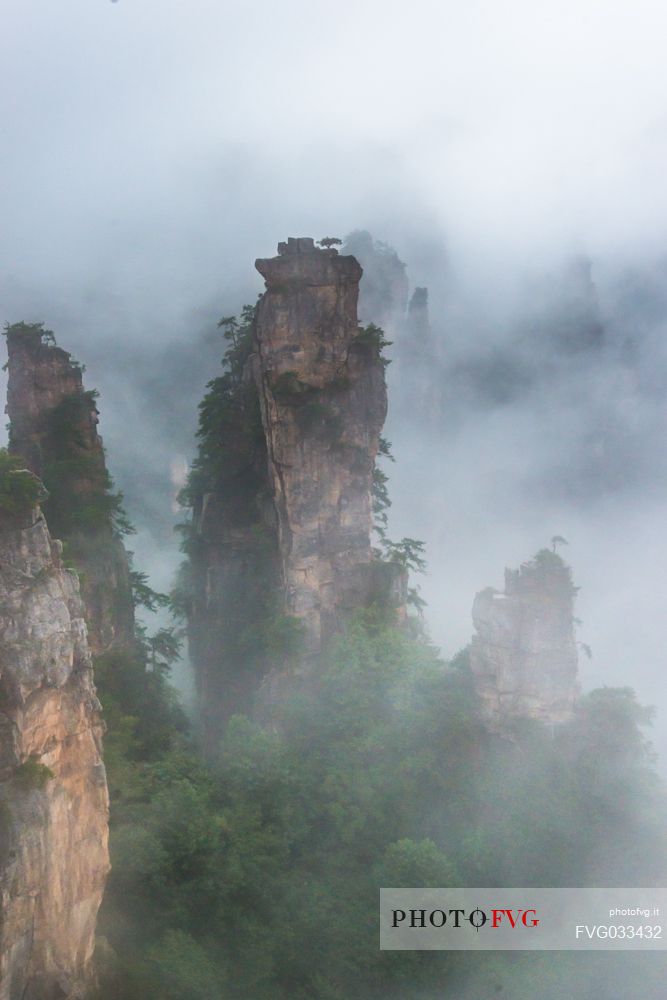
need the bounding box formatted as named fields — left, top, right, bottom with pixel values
left=2, top=0, right=667, bottom=762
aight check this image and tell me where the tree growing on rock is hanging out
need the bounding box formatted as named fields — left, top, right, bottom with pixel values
left=317, top=237, right=342, bottom=250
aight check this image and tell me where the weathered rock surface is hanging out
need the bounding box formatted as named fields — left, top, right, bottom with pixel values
left=0, top=505, right=109, bottom=1000
left=255, top=237, right=401, bottom=657
left=5, top=324, right=134, bottom=654
left=470, top=551, right=580, bottom=730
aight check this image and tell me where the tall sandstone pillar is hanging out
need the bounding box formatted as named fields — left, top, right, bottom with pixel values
left=186, top=238, right=406, bottom=745
left=5, top=324, right=134, bottom=655
left=470, top=550, right=580, bottom=731
left=254, top=237, right=393, bottom=658
left=0, top=495, right=109, bottom=1000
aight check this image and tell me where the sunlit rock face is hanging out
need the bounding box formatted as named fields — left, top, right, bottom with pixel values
left=0, top=505, right=109, bottom=1000
left=255, top=238, right=402, bottom=659
left=470, top=551, right=580, bottom=730
left=5, top=325, right=134, bottom=655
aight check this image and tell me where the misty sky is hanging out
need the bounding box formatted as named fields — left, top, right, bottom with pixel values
left=3, top=2, right=667, bottom=754
left=5, top=0, right=667, bottom=297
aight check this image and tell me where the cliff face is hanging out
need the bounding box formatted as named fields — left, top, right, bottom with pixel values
left=254, top=237, right=400, bottom=658
left=5, top=324, right=134, bottom=655
left=470, top=550, right=580, bottom=730
left=0, top=501, right=109, bottom=1000
left=187, top=351, right=282, bottom=736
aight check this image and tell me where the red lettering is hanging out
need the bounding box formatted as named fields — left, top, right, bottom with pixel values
left=491, top=909, right=526, bottom=928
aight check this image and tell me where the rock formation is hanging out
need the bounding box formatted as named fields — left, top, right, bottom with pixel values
left=0, top=488, right=109, bottom=1000
left=470, top=549, right=580, bottom=730
left=407, top=287, right=431, bottom=343
left=5, top=323, right=134, bottom=654
left=186, top=238, right=406, bottom=743
left=519, top=254, right=605, bottom=362
left=186, top=355, right=282, bottom=735
left=342, top=230, right=409, bottom=332
left=341, top=232, right=443, bottom=426
left=254, top=237, right=402, bottom=656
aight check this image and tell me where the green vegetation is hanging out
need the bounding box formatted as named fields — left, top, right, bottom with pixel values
left=354, top=322, right=392, bottom=367
left=3, top=320, right=56, bottom=347
left=371, top=435, right=427, bottom=598
left=270, top=371, right=346, bottom=444
left=270, top=368, right=349, bottom=444
left=40, top=393, right=133, bottom=541
left=94, top=644, right=187, bottom=801
left=3, top=321, right=86, bottom=376
left=317, top=237, right=343, bottom=250
left=179, top=305, right=263, bottom=510
left=371, top=465, right=391, bottom=528
left=94, top=609, right=667, bottom=999
left=0, top=800, right=12, bottom=866
left=381, top=536, right=427, bottom=573
left=175, top=306, right=297, bottom=717
left=0, top=449, right=47, bottom=517
left=14, top=754, right=54, bottom=791
left=533, top=546, right=570, bottom=570
left=271, top=370, right=312, bottom=401
left=526, top=547, right=580, bottom=596
left=85, top=305, right=666, bottom=999
left=2, top=321, right=132, bottom=542
left=0, top=799, right=11, bottom=832
left=43, top=456, right=133, bottom=540
left=295, top=399, right=342, bottom=440
left=130, top=569, right=172, bottom=613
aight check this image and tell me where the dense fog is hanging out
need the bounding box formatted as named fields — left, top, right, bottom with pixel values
left=4, top=5, right=667, bottom=998
left=4, top=1, right=666, bottom=757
